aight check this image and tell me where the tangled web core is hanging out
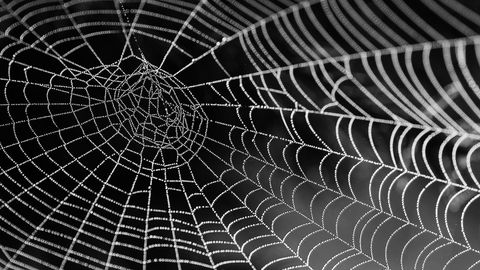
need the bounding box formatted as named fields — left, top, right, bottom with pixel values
left=1, top=0, right=480, bottom=269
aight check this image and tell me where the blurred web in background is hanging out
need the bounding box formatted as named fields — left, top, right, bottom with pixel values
left=1, top=0, right=480, bottom=269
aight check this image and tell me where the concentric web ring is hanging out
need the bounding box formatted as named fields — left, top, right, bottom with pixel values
left=2, top=0, right=480, bottom=269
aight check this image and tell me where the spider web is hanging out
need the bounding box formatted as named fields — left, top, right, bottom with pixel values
left=1, top=0, right=480, bottom=269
